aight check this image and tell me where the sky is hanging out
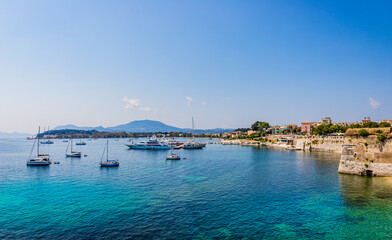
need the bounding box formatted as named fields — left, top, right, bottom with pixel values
left=0, top=0, right=391, bottom=133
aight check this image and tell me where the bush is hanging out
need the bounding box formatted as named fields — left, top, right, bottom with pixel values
left=364, top=163, right=369, bottom=168
left=359, top=129, right=370, bottom=137
left=364, top=142, right=368, bottom=147
left=376, top=129, right=383, bottom=134
left=378, top=134, right=387, bottom=143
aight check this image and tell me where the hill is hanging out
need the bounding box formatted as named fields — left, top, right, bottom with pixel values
left=53, top=120, right=233, bottom=133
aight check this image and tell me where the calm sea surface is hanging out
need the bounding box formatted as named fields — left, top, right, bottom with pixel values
left=1, top=138, right=392, bottom=239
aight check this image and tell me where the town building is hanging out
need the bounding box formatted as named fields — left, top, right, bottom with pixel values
left=362, top=117, right=371, bottom=124
left=301, top=121, right=312, bottom=135
left=321, top=117, right=332, bottom=125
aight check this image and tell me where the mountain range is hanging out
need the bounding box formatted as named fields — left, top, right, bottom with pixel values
left=53, top=120, right=233, bottom=134
left=0, top=131, right=32, bottom=138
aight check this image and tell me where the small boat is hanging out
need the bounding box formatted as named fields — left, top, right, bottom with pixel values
left=66, top=139, right=81, bottom=158
left=76, top=139, right=86, bottom=145
left=173, top=144, right=184, bottom=149
left=166, top=146, right=181, bottom=160
left=40, top=140, right=54, bottom=144
left=63, top=140, right=68, bottom=142
left=27, top=127, right=51, bottom=166
left=54, top=162, right=60, bottom=164
left=100, top=140, right=119, bottom=167
left=166, top=153, right=181, bottom=160
left=114, top=139, right=119, bottom=141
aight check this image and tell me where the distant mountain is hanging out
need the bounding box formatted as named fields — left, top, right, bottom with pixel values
left=53, top=120, right=233, bottom=134
left=53, top=124, right=106, bottom=131
left=106, top=120, right=182, bottom=133
left=0, top=131, right=31, bottom=138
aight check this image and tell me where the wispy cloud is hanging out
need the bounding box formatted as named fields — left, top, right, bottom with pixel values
left=368, top=97, right=381, bottom=109
left=123, top=97, right=152, bottom=112
left=185, top=96, right=192, bottom=106
left=202, top=101, right=207, bottom=106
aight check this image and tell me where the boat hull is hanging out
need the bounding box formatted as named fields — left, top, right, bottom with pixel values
left=66, top=154, right=81, bottom=158
left=126, top=145, right=170, bottom=150
left=166, top=156, right=181, bottom=160
left=183, top=145, right=204, bottom=149
left=100, top=162, right=119, bottom=167
left=27, top=161, right=51, bottom=166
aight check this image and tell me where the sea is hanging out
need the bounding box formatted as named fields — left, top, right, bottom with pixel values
left=1, top=138, right=392, bottom=239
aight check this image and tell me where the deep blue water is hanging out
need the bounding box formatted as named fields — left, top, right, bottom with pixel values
left=1, top=138, right=392, bottom=239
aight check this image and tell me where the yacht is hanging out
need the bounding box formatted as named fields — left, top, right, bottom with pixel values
left=40, top=140, right=54, bottom=144
left=126, top=136, right=170, bottom=150
left=27, top=127, right=51, bottom=166
left=100, top=140, right=119, bottom=167
left=65, top=139, right=81, bottom=158
left=162, top=138, right=184, bottom=147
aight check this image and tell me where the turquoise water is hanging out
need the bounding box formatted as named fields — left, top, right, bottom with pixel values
left=1, top=138, right=392, bottom=239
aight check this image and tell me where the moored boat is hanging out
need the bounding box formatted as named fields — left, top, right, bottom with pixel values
left=65, top=139, right=81, bottom=158
left=76, top=139, right=86, bottom=145
left=27, top=127, right=51, bottom=166
left=166, top=153, right=181, bottom=160
left=100, top=140, right=119, bottom=167
left=126, top=136, right=170, bottom=150
left=182, top=117, right=205, bottom=150
left=40, top=140, right=54, bottom=144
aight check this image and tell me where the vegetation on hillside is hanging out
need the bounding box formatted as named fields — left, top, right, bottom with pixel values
left=38, top=129, right=217, bottom=139
left=311, top=123, right=348, bottom=135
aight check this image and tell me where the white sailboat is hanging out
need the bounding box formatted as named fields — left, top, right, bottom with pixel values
left=27, top=127, right=51, bottom=166
left=183, top=117, right=205, bottom=149
left=76, top=139, right=86, bottom=145
left=100, top=140, right=119, bottom=167
left=65, top=139, right=81, bottom=157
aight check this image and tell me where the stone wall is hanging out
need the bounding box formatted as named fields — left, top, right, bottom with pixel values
left=338, top=144, right=392, bottom=177
left=292, top=136, right=345, bottom=152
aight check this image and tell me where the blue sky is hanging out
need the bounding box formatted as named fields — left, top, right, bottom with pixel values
left=0, top=0, right=391, bottom=133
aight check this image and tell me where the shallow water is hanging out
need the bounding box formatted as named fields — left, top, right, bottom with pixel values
left=1, top=138, right=392, bottom=239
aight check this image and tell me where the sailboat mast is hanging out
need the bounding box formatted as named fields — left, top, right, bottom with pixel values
left=192, top=117, right=195, bottom=140
left=70, top=138, right=73, bottom=152
left=107, top=140, right=109, bottom=161
left=37, top=126, right=40, bottom=156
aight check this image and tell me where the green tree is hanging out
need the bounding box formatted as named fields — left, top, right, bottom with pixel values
left=363, top=122, right=379, bottom=128
left=380, top=122, right=391, bottom=128
left=358, top=129, right=370, bottom=137
left=251, top=121, right=270, bottom=132
left=377, top=133, right=387, bottom=143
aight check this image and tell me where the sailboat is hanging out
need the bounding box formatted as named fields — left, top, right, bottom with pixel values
left=100, top=140, right=119, bottom=167
left=65, top=139, right=81, bottom=157
left=183, top=117, right=205, bottom=149
left=27, top=127, right=51, bottom=166
left=76, top=139, right=86, bottom=145
left=166, top=147, right=181, bottom=160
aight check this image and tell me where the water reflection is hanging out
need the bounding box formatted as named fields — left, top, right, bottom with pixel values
left=339, top=174, right=392, bottom=207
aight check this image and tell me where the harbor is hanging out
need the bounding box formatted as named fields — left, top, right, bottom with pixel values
left=2, top=137, right=392, bottom=239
